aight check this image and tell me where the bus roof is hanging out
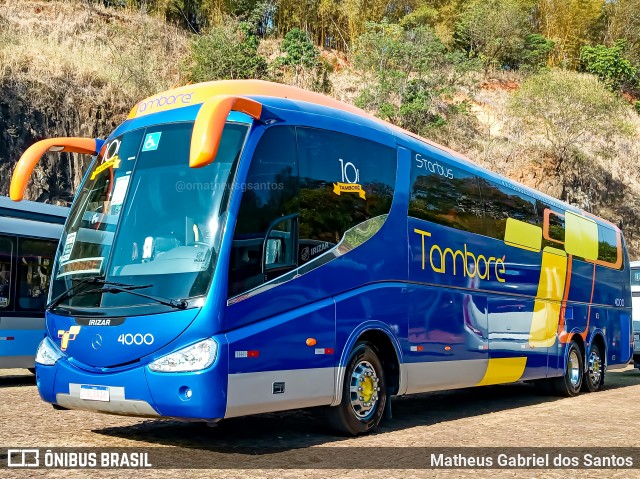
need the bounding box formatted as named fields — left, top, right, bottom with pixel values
left=127, top=80, right=617, bottom=232
left=128, top=80, right=469, bottom=161
left=0, top=196, right=68, bottom=224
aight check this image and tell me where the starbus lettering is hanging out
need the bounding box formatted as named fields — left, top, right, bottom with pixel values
left=414, top=228, right=506, bottom=282
left=137, top=92, right=194, bottom=113
left=415, top=153, right=454, bottom=179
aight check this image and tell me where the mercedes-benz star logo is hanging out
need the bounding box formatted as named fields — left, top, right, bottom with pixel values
left=91, top=334, right=103, bottom=350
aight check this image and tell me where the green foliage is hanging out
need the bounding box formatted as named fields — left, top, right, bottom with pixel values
left=602, top=0, right=640, bottom=65
left=580, top=40, right=638, bottom=91
left=242, top=1, right=277, bottom=37
left=634, top=100, right=640, bottom=115
left=279, top=28, right=318, bottom=68
left=508, top=70, right=632, bottom=161
left=186, top=20, right=268, bottom=82
left=353, top=21, right=479, bottom=135
left=521, top=34, right=555, bottom=70
left=272, top=28, right=332, bottom=92
left=453, top=0, right=535, bottom=70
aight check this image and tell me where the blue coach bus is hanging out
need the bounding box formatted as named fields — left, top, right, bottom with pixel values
left=10, top=80, right=631, bottom=435
left=0, top=196, right=67, bottom=371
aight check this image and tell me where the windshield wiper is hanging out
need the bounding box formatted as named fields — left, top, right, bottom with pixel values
left=47, top=276, right=105, bottom=311
left=83, top=283, right=188, bottom=310
left=47, top=277, right=187, bottom=311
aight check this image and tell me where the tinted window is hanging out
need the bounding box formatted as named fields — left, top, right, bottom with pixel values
left=632, top=268, right=640, bottom=286
left=228, top=126, right=299, bottom=297
left=409, top=152, right=484, bottom=233
left=0, top=237, right=13, bottom=309
left=297, top=128, right=395, bottom=264
left=480, top=179, right=538, bottom=240
left=536, top=201, right=566, bottom=249
left=17, top=238, right=56, bottom=312
left=598, top=223, right=619, bottom=265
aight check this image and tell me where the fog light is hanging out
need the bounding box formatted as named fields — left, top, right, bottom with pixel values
left=179, top=385, right=193, bottom=401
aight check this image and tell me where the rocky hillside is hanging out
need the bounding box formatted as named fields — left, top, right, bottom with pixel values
left=1, top=1, right=640, bottom=258
left=0, top=1, right=186, bottom=202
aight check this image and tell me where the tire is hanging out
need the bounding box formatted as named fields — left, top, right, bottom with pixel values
left=326, top=341, right=387, bottom=436
left=581, top=343, right=605, bottom=392
left=552, top=340, right=583, bottom=397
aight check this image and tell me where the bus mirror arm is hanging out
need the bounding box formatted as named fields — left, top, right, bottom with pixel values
left=10, top=137, right=102, bottom=202
left=190, top=95, right=263, bottom=169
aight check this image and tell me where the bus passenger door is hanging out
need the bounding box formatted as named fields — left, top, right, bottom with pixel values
left=405, top=286, right=489, bottom=394
left=406, top=218, right=490, bottom=394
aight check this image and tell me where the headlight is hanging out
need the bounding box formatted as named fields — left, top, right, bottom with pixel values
left=35, top=337, right=64, bottom=366
left=148, top=338, right=217, bottom=373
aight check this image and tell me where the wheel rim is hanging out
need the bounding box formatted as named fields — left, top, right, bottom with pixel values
left=568, top=350, right=581, bottom=387
left=349, top=360, right=380, bottom=420
left=588, top=350, right=602, bottom=385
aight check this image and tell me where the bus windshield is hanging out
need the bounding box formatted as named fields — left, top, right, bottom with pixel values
left=50, top=121, right=249, bottom=313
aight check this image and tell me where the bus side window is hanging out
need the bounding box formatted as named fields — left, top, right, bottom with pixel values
left=597, top=223, right=620, bottom=267
left=228, top=126, right=299, bottom=298
left=296, top=127, right=395, bottom=265
left=0, top=236, right=13, bottom=310
left=479, top=179, right=539, bottom=240
left=535, top=200, right=566, bottom=250
left=409, top=152, right=484, bottom=234
left=16, top=238, right=56, bottom=312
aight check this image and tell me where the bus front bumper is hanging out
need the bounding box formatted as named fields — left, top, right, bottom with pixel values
left=35, top=359, right=227, bottom=421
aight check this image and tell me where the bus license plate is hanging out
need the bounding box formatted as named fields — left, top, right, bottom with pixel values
left=80, top=385, right=110, bottom=402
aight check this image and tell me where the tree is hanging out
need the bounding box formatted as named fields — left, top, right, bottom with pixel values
left=352, top=21, right=479, bottom=135
left=278, top=28, right=318, bottom=83
left=602, top=0, right=640, bottom=65
left=537, top=0, right=605, bottom=68
left=273, top=28, right=332, bottom=92
left=521, top=34, right=555, bottom=70
left=453, top=0, right=536, bottom=70
left=580, top=40, right=638, bottom=91
left=186, top=20, right=268, bottom=82
left=508, top=69, right=631, bottom=162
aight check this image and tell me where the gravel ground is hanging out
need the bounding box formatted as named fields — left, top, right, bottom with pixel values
left=1, top=366, right=639, bottom=478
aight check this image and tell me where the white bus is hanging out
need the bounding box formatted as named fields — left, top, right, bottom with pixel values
left=632, top=261, right=640, bottom=368
left=0, top=196, right=68, bottom=371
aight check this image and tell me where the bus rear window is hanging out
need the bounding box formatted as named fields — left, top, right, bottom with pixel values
left=597, top=224, right=619, bottom=266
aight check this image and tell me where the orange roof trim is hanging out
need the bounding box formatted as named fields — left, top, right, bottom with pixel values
left=10, top=138, right=98, bottom=201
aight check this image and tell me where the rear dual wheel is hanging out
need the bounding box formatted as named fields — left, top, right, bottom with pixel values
left=552, top=340, right=583, bottom=397
left=582, top=343, right=605, bottom=392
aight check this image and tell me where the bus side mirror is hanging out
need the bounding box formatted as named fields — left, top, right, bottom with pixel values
left=10, top=137, right=103, bottom=202
left=190, top=95, right=262, bottom=169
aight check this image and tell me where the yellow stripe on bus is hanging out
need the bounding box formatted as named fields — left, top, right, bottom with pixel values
left=476, top=357, right=527, bottom=386
left=529, top=246, right=567, bottom=348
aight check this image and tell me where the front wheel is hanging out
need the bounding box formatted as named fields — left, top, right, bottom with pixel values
left=326, top=341, right=387, bottom=436
left=552, top=340, right=583, bottom=397
left=582, top=343, right=605, bottom=392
